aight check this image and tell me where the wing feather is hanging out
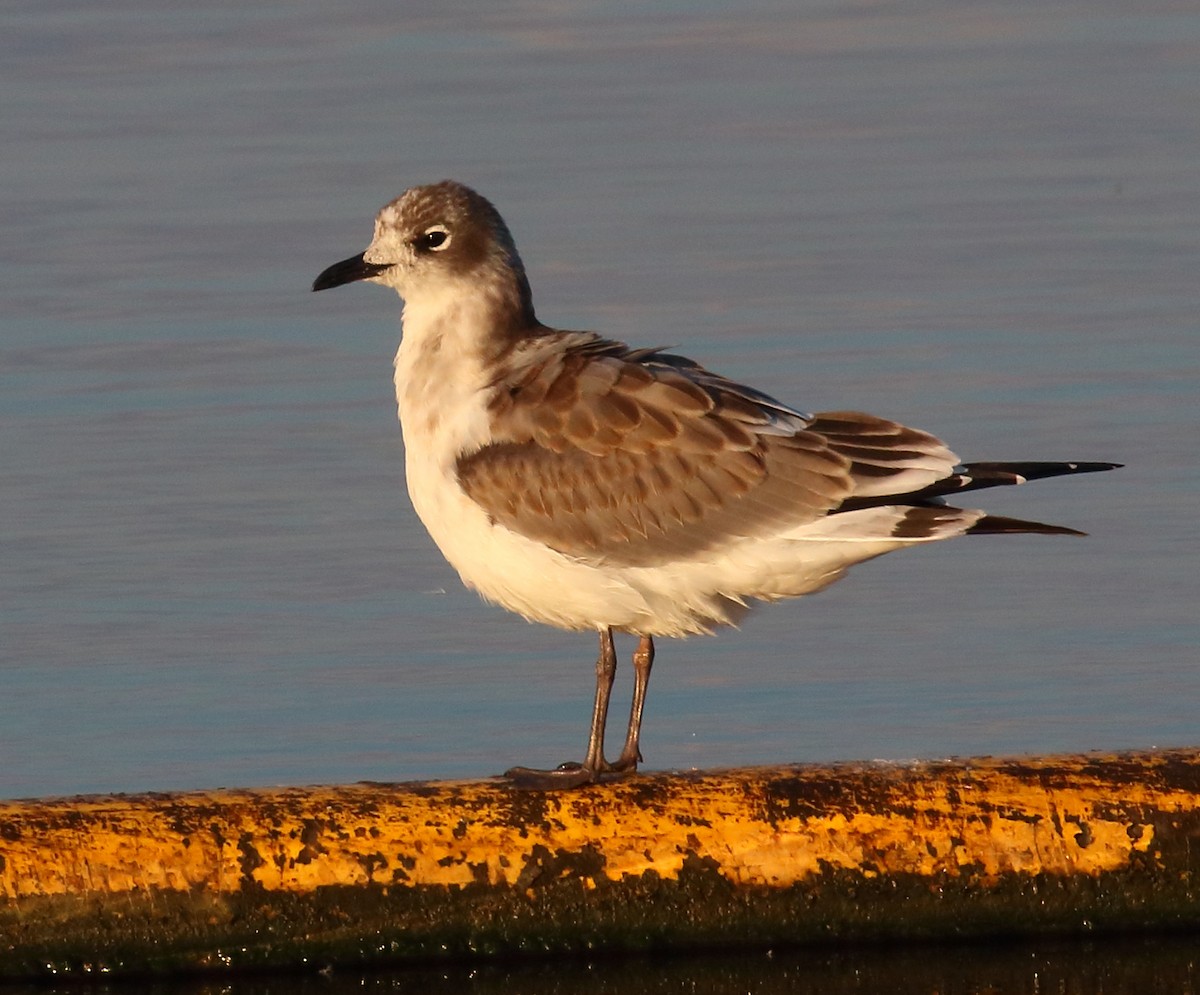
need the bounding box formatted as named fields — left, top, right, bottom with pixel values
left=806, top=410, right=959, bottom=495
left=459, top=336, right=976, bottom=567
left=459, top=336, right=857, bottom=566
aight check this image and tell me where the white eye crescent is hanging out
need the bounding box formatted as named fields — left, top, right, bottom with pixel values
left=418, top=225, right=451, bottom=251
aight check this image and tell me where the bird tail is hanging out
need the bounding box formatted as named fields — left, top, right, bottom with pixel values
left=846, top=461, right=1122, bottom=538
left=937, top=461, right=1122, bottom=537
left=833, top=460, right=1121, bottom=521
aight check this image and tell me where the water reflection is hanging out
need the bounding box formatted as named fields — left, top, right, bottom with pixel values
left=5, top=937, right=1198, bottom=994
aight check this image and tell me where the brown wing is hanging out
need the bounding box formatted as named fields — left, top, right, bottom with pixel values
left=805, top=411, right=960, bottom=497
left=457, top=336, right=853, bottom=567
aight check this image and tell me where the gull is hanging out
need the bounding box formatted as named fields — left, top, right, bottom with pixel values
left=312, top=180, right=1119, bottom=789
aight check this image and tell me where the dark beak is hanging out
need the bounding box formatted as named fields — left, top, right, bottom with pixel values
left=312, top=253, right=391, bottom=292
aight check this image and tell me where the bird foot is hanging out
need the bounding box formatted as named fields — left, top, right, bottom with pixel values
left=503, top=760, right=639, bottom=790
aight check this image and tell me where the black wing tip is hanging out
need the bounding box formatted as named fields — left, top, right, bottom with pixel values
left=967, top=514, right=1088, bottom=537
left=1067, top=460, right=1123, bottom=473
left=961, top=460, right=1123, bottom=481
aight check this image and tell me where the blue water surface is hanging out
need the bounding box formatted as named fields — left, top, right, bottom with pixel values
left=2, top=0, right=1197, bottom=799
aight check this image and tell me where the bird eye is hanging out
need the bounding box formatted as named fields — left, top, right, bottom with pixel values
left=417, top=226, right=451, bottom=251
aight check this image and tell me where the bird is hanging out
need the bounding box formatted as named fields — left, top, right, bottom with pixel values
left=312, top=180, right=1119, bottom=789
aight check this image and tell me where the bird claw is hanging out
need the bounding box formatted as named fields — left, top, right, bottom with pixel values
left=503, top=759, right=641, bottom=790
left=503, top=763, right=597, bottom=790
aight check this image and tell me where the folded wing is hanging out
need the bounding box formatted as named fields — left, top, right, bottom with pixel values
left=457, top=335, right=970, bottom=567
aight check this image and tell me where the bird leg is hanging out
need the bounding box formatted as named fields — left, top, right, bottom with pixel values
left=609, top=635, right=654, bottom=772
left=582, top=626, right=619, bottom=772
left=504, top=628, right=621, bottom=789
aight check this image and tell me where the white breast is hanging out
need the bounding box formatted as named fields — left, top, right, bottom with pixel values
left=392, top=298, right=654, bottom=633
left=390, top=297, right=963, bottom=639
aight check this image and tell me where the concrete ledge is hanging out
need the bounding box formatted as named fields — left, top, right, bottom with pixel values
left=3, top=749, right=1200, bottom=979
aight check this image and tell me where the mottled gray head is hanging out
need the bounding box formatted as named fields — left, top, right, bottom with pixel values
left=312, top=180, right=534, bottom=323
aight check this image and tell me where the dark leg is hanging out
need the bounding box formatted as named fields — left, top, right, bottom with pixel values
left=611, top=635, right=654, bottom=772
left=504, top=629, right=617, bottom=789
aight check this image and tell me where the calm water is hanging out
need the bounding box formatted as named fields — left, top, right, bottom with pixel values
left=4, top=0, right=1199, bottom=988
left=4, top=0, right=1198, bottom=812
left=1, top=938, right=1199, bottom=994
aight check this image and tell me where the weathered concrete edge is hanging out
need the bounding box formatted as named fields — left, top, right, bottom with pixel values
left=2, top=749, right=1199, bottom=979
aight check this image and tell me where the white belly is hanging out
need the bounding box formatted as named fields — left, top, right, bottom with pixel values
left=402, top=441, right=911, bottom=638
left=391, top=308, right=952, bottom=638
left=392, top=310, right=654, bottom=633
